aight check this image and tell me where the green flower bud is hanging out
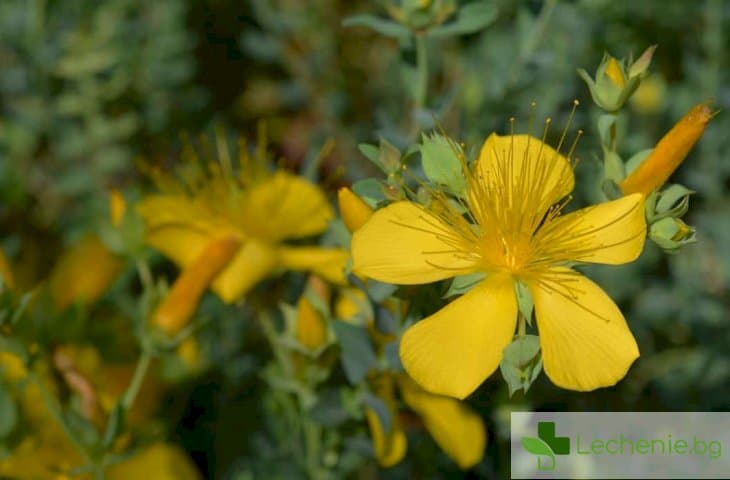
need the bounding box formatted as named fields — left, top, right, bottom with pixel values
left=578, top=46, right=657, bottom=112
left=649, top=217, right=696, bottom=253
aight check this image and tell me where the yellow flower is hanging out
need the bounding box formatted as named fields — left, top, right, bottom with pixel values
left=620, top=103, right=713, bottom=195
left=137, top=142, right=349, bottom=304
left=366, top=373, right=485, bottom=469
left=48, top=235, right=123, bottom=311
left=353, top=133, right=647, bottom=398
left=604, top=56, right=626, bottom=88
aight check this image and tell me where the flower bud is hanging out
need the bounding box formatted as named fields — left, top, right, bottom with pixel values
left=621, top=103, right=712, bottom=195
left=338, top=187, right=374, bottom=233
left=152, top=235, right=241, bottom=335
left=649, top=217, right=695, bottom=253
left=295, top=296, right=328, bottom=350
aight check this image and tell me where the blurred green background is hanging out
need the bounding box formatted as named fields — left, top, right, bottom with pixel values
left=1, top=0, right=728, bottom=478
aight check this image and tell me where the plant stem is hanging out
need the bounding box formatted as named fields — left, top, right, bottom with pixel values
left=517, top=313, right=526, bottom=337
left=121, top=350, right=152, bottom=410
left=32, top=373, right=92, bottom=463
left=135, top=258, right=154, bottom=292
left=414, top=34, right=428, bottom=109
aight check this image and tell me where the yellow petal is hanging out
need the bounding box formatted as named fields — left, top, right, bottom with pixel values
left=137, top=194, right=224, bottom=235
left=535, top=193, right=646, bottom=265
left=476, top=133, right=574, bottom=210
left=398, top=375, right=485, bottom=469
left=239, top=171, right=334, bottom=241
left=107, top=443, right=201, bottom=480
left=49, top=235, right=123, bottom=311
left=530, top=268, right=639, bottom=391
left=399, top=273, right=517, bottom=399
left=296, top=296, right=328, bottom=349
left=338, top=187, right=374, bottom=233
left=352, top=201, right=477, bottom=285
left=365, top=408, right=407, bottom=467
left=153, top=235, right=242, bottom=334
left=604, top=57, right=626, bottom=87
left=278, top=247, right=349, bottom=285
left=211, top=240, right=280, bottom=303
left=144, top=225, right=213, bottom=268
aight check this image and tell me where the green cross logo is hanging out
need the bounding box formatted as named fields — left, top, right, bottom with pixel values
left=521, top=421, right=570, bottom=471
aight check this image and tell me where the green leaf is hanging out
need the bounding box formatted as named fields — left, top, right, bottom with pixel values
left=503, top=335, right=540, bottom=366
left=420, top=133, right=466, bottom=196
left=357, top=143, right=379, bottom=164
left=521, top=436, right=555, bottom=457
left=656, top=184, right=694, bottom=214
left=444, top=273, right=486, bottom=298
left=352, top=178, right=384, bottom=206
left=0, top=381, right=18, bottom=438
left=428, top=3, right=498, bottom=38
left=332, top=320, right=378, bottom=384
left=342, top=14, right=410, bottom=41
left=500, top=335, right=542, bottom=396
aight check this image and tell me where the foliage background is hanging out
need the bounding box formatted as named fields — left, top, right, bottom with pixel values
left=1, top=0, right=728, bottom=478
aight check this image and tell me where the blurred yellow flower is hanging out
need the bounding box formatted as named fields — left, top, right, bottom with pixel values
left=621, top=102, right=713, bottom=195
left=48, top=235, right=123, bottom=311
left=353, top=133, right=646, bottom=398
left=137, top=139, right=349, bottom=304
left=630, top=75, right=666, bottom=114
left=366, top=373, right=485, bottom=469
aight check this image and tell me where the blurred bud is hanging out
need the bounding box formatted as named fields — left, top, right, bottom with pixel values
left=385, top=0, right=457, bottom=29
left=335, top=288, right=370, bottom=325
left=630, top=75, right=666, bottom=114
left=0, top=247, right=15, bottom=290
left=152, top=235, right=241, bottom=335
left=338, top=188, right=374, bottom=233
left=578, top=46, right=656, bottom=112
left=49, top=235, right=123, bottom=311
left=109, top=189, right=127, bottom=227
left=620, top=103, right=713, bottom=195
left=177, top=337, right=202, bottom=370
left=295, top=296, right=328, bottom=350
left=649, top=217, right=695, bottom=253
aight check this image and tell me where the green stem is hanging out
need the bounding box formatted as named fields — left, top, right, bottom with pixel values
left=32, top=373, right=92, bottom=463
left=121, top=350, right=152, bottom=410
left=517, top=313, right=526, bottom=337
left=135, top=258, right=154, bottom=292
left=414, top=34, right=428, bottom=109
